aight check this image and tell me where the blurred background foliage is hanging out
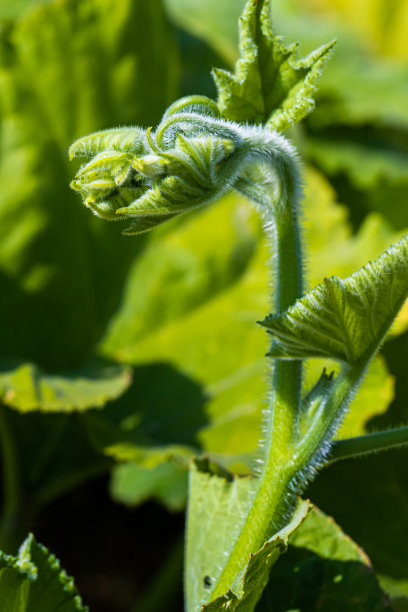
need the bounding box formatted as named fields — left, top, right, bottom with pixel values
left=0, top=0, right=407, bottom=610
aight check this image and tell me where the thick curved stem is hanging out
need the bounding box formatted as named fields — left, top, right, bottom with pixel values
left=208, top=137, right=305, bottom=599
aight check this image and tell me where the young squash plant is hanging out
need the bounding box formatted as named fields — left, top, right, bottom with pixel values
left=67, top=0, right=408, bottom=609
left=1, top=0, right=408, bottom=609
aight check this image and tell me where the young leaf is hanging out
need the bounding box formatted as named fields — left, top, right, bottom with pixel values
left=261, top=234, right=408, bottom=364
left=212, top=0, right=334, bottom=130
left=0, top=361, right=132, bottom=413
left=304, top=356, right=394, bottom=440
left=0, top=533, right=87, bottom=611
left=257, top=505, right=392, bottom=611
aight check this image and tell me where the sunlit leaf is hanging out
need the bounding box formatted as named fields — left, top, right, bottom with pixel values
left=0, top=361, right=132, bottom=413
left=211, top=0, right=333, bottom=130
left=261, top=233, right=408, bottom=363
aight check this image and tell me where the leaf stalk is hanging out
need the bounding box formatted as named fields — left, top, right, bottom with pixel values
left=328, top=425, right=408, bottom=463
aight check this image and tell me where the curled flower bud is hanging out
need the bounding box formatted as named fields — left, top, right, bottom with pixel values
left=69, top=95, right=300, bottom=235
left=69, top=97, right=242, bottom=234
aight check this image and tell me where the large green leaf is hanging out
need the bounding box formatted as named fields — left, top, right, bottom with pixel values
left=308, top=447, right=408, bottom=606
left=256, top=505, right=392, bottom=611
left=0, top=0, right=178, bottom=370
left=166, top=0, right=408, bottom=128
left=211, top=0, right=333, bottom=130
left=0, top=361, right=132, bottom=413
left=0, top=533, right=87, bottom=611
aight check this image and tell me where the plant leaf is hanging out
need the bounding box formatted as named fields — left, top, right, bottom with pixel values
left=110, top=461, right=188, bottom=511
left=0, top=0, right=178, bottom=370
left=83, top=362, right=208, bottom=468
left=308, top=446, right=408, bottom=606
left=185, top=458, right=309, bottom=612
left=256, top=505, right=392, bottom=611
left=0, top=361, right=132, bottom=413
left=261, top=233, right=408, bottom=364
left=202, top=502, right=310, bottom=611
left=0, top=533, right=87, bottom=611
left=211, top=0, right=333, bottom=130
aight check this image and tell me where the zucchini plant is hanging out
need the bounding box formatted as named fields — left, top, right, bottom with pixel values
left=68, top=0, right=408, bottom=609
left=0, top=0, right=407, bottom=610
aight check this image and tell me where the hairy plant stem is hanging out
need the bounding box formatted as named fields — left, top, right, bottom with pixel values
left=329, top=425, right=408, bottom=462
left=209, top=164, right=304, bottom=599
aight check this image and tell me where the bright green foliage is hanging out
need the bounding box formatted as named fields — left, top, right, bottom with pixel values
left=185, top=460, right=258, bottom=610
left=306, top=136, right=408, bottom=190
left=0, top=0, right=178, bottom=370
left=257, top=505, right=391, bottom=611
left=0, top=0, right=406, bottom=609
left=0, top=534, right=87, bottom=611
left=262, top=234, right=408, bottom=363
left=0, top=361, right=132, bottom=413
left=170, top=0, right=408, bottom=231
left=212, top=0, right=334, bottom=130
left=0, top=0, right=40, bottom=18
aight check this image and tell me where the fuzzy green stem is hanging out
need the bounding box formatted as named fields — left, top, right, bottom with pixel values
left=329, top=426, right=408, bottom=463
left=209, top=160, right=304, bottom=600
